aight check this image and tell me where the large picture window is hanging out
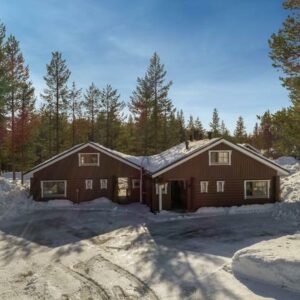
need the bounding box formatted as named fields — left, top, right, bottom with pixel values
left=78, top=153, right=100, bottom=166
left=41, top=180, right=66, bottom=198
left=209, top=150, right=231, bottom=165
left=244, top=180, right=270, bottom=199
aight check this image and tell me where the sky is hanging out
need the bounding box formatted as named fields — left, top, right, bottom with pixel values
left=1, top=0, right=290, bottom=133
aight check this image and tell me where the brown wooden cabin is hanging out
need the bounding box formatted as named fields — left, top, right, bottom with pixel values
left=25, top=139, right=289, bottom=212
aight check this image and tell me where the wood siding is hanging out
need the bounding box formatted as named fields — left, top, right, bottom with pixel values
left=30, top=146, right=141, bottom=203
left=153, top=142, right=279, bottom=211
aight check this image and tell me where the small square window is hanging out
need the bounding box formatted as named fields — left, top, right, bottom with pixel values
left=156, top=183, right=168, bottom=195
left=209, top=151, right=231, bottom=165
left=79, top=153, right=100, bottom=166
left=200, top=181, right=209, bottom=193
left=85, top=179, right=93, bottom=190
left=132, top=179, right=140, bottom=189
left=217, top=181, right=225, bottom=192
left=100, top=179, right=108, bottom=189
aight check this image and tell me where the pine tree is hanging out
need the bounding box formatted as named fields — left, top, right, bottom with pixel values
left=16, top=80, right=35, bottom=183
left=69, top=82, right=82, bottom=146
left=41, top=52, right=71, bottom=154
left=4, top=35, right=29, bottom=180
left=209, top=108, right=221, bottom=137
left=83, top=83, right=100, bottom=141
left=269, top=1, right=300, bottom=156
left=99, top=84, right=124, bottom=149
left=234, top=116, right=247, bottom=143
left=269, top=0, right=300, bottom=106
left=0, top=22, right=7, bottom=132
left=0, top=23, right=7, bottom=171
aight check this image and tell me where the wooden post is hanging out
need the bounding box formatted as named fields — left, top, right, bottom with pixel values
left=159, top=184, right=163, bottom=212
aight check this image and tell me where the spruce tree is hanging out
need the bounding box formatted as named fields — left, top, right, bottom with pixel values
left=69, top=82, right=82, bottom=146
left=147, top=52, right=172, bottom=152
left=209, top=108, right=221, bottom=137
left=99, top=84, right=124, bottom=149
left=220, top=120, right=230, bottom=139
left=41, top=52, right=71, bottom=154
left=234, top=116, right=247, bottom=143
left=83, top=83, right=100, bottom=141
left=129, top=75, right=153, bottom=154
left=187, top=115, right=195, bottom=141
left=194, top=117, right=205, bottom=140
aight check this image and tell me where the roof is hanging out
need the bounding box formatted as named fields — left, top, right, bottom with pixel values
left=25, top=138, right=290, bottom=177
left=24, top=142, right=141, bottom=177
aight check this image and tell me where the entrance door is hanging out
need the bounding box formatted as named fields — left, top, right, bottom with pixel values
left=171, top=181, right=187, bottom=210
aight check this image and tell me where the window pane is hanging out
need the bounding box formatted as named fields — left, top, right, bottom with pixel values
left=246, top=181, right=268, bottom=198
left=80, top=154, right=99, bottom=165
left=211, top=152, right=218, bottom=163
left=118, top=178, right=128, bottom=197
left=43, top=181, right=65, bottom=198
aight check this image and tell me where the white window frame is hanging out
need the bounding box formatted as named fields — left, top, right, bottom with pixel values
left=41, top=180, right=67, bottom=198
left=100, top=179, right=108, bottom=189
left=132, top=179, right=140, bottom=189
left=244, top=180, right=270, bottom=199
left=217, top=181, right=225, bottom=192
left=200, top=181, right=209, bottom=193
left=85, top=179, right=93, bottom=190
left=78, top=153, right=100, bottom=166
left=209, top=150, right=232, bottom=166
left=155, top=183, right=168, bottom=195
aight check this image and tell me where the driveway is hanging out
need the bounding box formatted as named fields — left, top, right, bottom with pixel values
left=0, top=207, right=299, bottom=299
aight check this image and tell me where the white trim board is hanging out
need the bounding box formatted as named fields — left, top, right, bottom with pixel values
left=152, top=139, right=289, bottom=177
left=26, top=142, right=141, bottom=177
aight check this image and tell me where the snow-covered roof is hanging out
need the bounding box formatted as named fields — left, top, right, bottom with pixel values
left=25, top=138, right=289, bottom=177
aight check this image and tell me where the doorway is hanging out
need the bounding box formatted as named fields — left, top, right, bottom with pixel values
left=170, top=181, right=187, bottom=211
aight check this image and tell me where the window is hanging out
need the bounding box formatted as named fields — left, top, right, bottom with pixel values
left=217, top=181, right=225, bottom=192
left=244, top=180, right=270, bottom=199
left=41, top=180, right=66, bottom=198
left=200, top=181, right=208, bottom=193
left=132, top=179, right=140, bottom=189
left=156, top=183, right=168, bottom=195
left=79, top=153, right=100, bottom=166
left=118, top=177, right=129, bottom=197
left=209, top=150, right=231, bottom=165
left=100, top=179, right=108, bottom=189
left=85, top=179, right=93, bottom=190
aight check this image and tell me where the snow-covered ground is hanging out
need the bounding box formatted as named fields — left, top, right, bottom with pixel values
left=0, top=156, right=299, bottom=299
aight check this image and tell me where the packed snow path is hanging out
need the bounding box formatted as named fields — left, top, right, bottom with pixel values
left=0, top=207, right=299, bottom=299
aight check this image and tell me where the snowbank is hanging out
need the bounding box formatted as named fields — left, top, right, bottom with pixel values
left=232, top=234, right=300, bottom=293
left=0, top=177, right=33, bottom=221
left=274, top=156, right=300, bottom=202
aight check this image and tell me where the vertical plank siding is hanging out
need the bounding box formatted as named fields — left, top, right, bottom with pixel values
left=155, top=142, right=278, bottom=210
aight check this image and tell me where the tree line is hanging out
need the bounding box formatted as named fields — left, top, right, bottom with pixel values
left=0, top=0, right=299, bottom=181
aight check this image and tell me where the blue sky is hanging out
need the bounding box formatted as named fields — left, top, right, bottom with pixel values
left=1, top=0, right=290, bottom=132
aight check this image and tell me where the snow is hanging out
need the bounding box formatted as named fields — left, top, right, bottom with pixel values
left=0, top=156, right=300, bottom=299
left=94, top=138, right=220, bottom=173
left=232, top=234, right=300, bottom=293
left=274, top=156, right=300, bottom=202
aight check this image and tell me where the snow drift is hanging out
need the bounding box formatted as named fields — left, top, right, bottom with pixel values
left=232, top=234, right=300, bottom=293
